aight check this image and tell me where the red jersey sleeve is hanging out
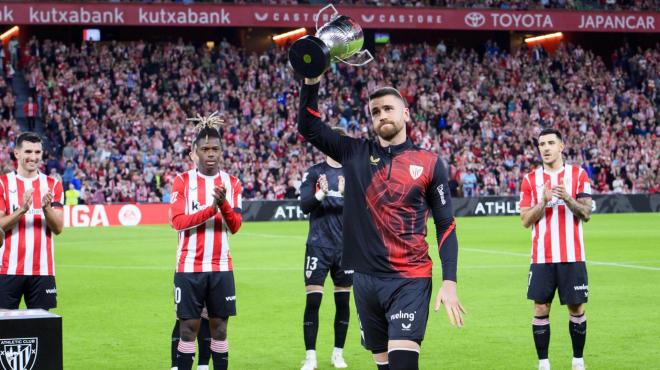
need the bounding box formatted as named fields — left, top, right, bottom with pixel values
left=576, top=170, right=592, bottom=198
left=169, top=175, right=216, bottom=231
left=220, top=177, right=242, bottom=234
left=0, top=179, right=7, bottom=214
left=520, top=176, right=533, bottom=208
left=52, top=180, right=64, bottom=208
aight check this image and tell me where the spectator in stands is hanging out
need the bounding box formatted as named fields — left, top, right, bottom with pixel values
left=0, top=44, right=5, bottom=76
left=65, top=184, right=80, bottom=206
left=3, top=37, right=654, bottom=203
left=461, top=168, right=478, bottom=197
left=23, top=96, right=38, bottom=131
left=8, top=37, right=18, bottom=70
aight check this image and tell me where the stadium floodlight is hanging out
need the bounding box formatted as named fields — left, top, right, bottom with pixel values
left=524, top=32, right=563, bottom=43
left=273, top=28, right=307, bottom=45
left=0, top=26, right=19, bottom=41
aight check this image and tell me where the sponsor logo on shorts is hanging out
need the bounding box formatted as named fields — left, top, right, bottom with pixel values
left=343, top=270, right=354, bottom=275
left=573, top=284, right=588, bottom=291
left=390, top=310, right=415, bottom=322
left=225, top=296, right=236, bottom=302
left=45, top=289, right=57, bottom=294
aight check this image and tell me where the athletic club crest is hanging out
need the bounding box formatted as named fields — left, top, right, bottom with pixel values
left=305, top=270, right=312, bottom=279
left=409, top=165, right=423, bottom=180
left=0, top=338, right=38, bottom=370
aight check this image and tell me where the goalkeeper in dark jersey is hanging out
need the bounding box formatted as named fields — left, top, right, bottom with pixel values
left=299, top=127, right=352, bottom=370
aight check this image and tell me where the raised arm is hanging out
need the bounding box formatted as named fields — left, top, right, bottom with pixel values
left=298, top=78, right=360, bottom=162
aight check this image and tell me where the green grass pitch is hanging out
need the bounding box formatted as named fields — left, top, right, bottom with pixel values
left=42, top=213, right=659, bottom=369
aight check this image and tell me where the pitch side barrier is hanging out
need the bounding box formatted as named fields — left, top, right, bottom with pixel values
left=61, top=194, right=659, bottom=227
left=241, top=194, right=660, bottom=220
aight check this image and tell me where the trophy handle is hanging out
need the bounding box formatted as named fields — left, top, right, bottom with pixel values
left=336, top=49, right=374, bottom=67
left=315, top=4, right=339, bottom=32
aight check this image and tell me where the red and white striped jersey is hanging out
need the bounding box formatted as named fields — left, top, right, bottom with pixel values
left=169, top=169, right=243, bottom=273
left=0, top=172, right=64, bottom=276
left=520, top=164, right=592, bottom=264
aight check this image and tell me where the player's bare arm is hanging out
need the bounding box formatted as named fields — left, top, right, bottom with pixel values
left=42, top=191, right=64, bottom=235
left=521, top=182, right=552, bottom=228
left=553, top=185, right=592, bottom=222
left=0, top=189, right=33, bottom=231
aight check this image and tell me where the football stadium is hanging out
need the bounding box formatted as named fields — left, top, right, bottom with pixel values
left=0, top=1, right=657, bottom=370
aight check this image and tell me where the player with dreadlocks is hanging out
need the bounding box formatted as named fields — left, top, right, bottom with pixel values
left=170, top=143, right=212, bottom=370
left=169, top=112, right=243, bottom=370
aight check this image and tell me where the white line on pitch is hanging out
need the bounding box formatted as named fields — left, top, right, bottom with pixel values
left=462, top=248, right=660, bottom=271
left=240, top=233, right=660, bottom=271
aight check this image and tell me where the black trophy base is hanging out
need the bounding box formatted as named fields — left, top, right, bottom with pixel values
left=289, top=36, right=331, bottom=79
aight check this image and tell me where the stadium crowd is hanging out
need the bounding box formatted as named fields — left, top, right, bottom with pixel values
left=0, top=36, right=657, bottom=204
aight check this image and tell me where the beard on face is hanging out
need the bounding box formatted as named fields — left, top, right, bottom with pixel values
left=376, top=120, right=402, bottom=141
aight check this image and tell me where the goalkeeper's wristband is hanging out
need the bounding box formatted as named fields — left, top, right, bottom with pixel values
left=314, top=190, right=326, bottom=201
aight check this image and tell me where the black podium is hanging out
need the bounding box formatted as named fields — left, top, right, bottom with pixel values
left=0, top=309, right=62, bottom=370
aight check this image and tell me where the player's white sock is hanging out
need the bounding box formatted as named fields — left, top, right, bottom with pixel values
left=538, top=358, right=550, bottom=370
left=171, top=367, right=178, bottom=370
left=306, top=349, right=317, bottom=360
left=572, top=357, right=585, bottom=369
left=197, top=366, right=209, bottom=370
left=333, top=347, right=343, bottom=356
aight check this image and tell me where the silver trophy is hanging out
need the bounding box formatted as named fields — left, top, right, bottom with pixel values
left=289, top=4, right=374, bottom=78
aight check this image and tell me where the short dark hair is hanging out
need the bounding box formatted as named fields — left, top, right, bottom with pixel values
left=369, top=87, right=406, bottom=107
left=538, top=128, right=562, bottom=142
left=194, top=127, right=221, bottom=148
left=16, top=132, right=42, bottom=149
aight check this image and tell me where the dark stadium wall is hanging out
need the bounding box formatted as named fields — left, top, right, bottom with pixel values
left=22, top=25, right=244, bottom=44
left=561, top=32, right=660, bottom=64
left=18, top=25, right=512, bottom=54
